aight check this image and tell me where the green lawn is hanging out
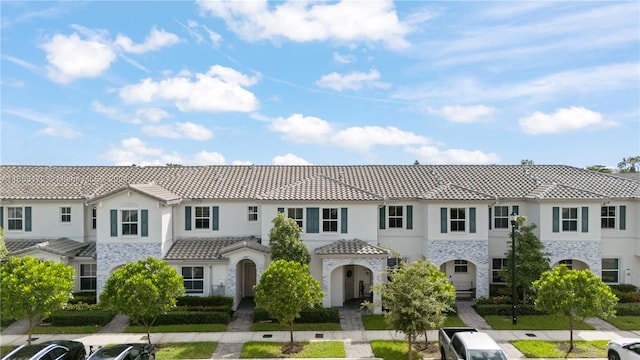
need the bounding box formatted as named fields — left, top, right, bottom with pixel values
left=125, top=323, right=227, bottom=333
left=1, top=346, right=17, bottom=357
left=606, top=316, right=640, bottom=330
left=362, top=314, right=465, bottom=330
left=370, top=340, right=439, bottom=360
left=511, top=340, right=607, bottom=358
left=156, top=342, right=218, bottom=360
left=484, top=315, right=594, bottom=330
left=33, top=325, right=102, bottom=334
left=240, top=341, right=345, bottom=358
left=250, top=322, right=341, bottom=331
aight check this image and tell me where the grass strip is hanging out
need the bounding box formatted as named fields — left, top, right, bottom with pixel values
left=125, top=323, right=227, bottom=333
left=511, top=340, right=607, bottom=358
left=155, top=342, right=218, bottom=360
left=484, top=315, right=594, bottom=330
left=241, top=341, right=345, bottom=358
left=370, top=340, right=439, bottom=360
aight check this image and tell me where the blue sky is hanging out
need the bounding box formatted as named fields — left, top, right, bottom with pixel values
left=1, top=1, right=638, bottom=168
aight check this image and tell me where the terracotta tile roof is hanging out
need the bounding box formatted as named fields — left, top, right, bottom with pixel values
left=164, top=237, right=259, bottom=260
left=5, top=238, right=93, bottom=257
left=1, top=164, right=639, bottom=201
left=315, top=239, right=389, bottom=256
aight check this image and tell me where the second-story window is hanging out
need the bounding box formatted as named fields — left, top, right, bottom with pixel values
left=322, top=208, right=338, bottom=232
left=388, top=206, right=403, bottom=228
left=601, top=206, right=616, bottom=229
left=450, top=208, right=466, bottom=232
left=195, top=206, right=210, bottom=229
left=7, top=207, right=23, bottom=230
left=248, top=206, right=258, bottom=221
left=121, top=210, right=138, bottom=235
left=494, top=206, right=509, bottom=229
left=288, top=208, right=303, bottom=228
left=60, top=207, right=71, bottom=223
left=562, top=207, right=578, bottom=231
left=92, top=207, right=97, bottom=229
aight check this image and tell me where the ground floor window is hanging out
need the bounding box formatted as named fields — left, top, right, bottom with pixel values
left=80, top=264, right=97, bottom=291
left=454, top=260, right=468, bottom=273
left=182, top=266, right=204, bottom=294
left=559, top=259, right=573, bottom=270
left=492, top=258, right=507, bottom=283
left=601, top=258, right=619, bottom=283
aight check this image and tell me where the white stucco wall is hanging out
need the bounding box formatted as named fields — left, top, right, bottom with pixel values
left=1, top=200, right=86, bottom=241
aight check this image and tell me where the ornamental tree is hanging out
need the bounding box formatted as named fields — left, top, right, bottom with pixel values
left=0, top=256, right=74, bottom=344
left=365, top=259, right=456, bottom=360
left=269, top=212, right=310, bottom=265
left=0, top=227, right=7, bottom=259
left=533, top=265, right=618, bottom=353
left=100, top=256, right=185, bottom=344
left=254, top=259, right=323, bottom=344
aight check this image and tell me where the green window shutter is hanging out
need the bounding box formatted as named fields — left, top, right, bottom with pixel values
left=440, top=207, right=447, bottom=233
left=141, top=209, right=148, bottom=237
left=306, top=208, right=319, bottom=233
left=379, top=206, right=386, bottom=230
left=552, top=207, right=560, bottom=233
left=277, top=207, right=284, bottom=213
left=488, top=207, right=492, bottom=230
left=212, top=206, right=219, bottom=231
left=581, top=206, right=589, bottom=232
left=469, top=207, right=476, bottom=233
left=341, top=208, right=348, bottom=233
left=0, top=207, right=3, bottom=229
left=185, top=206, right=192, bottom=231
left=406, top=205, right=413, bottom=230
left=512, top=205, right=520, bottom=229
left=110, top=209, right=118, bottom=237
left=24, top=206, right=32, bottom=232
left=620, top=205, right=626, bottom=230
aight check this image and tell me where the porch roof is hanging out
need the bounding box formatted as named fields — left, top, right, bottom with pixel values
left=5, top=238, right=94, bottom=258
left=315, top=239, right=389, bottom=256
left=164, top=236, right=263, bottom=260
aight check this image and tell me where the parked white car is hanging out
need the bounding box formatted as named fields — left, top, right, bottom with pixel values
left=607, top=338, right=640, bottom=360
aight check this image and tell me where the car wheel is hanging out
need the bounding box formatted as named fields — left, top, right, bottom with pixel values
left=608, top=350, right=620, bottom=360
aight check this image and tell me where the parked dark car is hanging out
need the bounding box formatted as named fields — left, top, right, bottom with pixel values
left=87, top=344, right=155, bottom=360
left=1, top=340, right=86, bottom=360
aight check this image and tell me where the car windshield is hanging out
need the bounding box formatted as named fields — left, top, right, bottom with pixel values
left=468, top=350, right=508, bottom=360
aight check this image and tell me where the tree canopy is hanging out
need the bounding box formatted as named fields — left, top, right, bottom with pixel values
left=0, top=227, right=7, bottom=259
left=254, top=259, right=323, bottom=343
left=100, top=256, right=185, bottom=343
left=0, top=256, right=74, bottom=344
left=269, top=212, right=310, bottom=265
left=618, top=156, right=640, bottom=173
left=365, top=259, right=456, bottom=360
left=533, top=265, right=618, bottom=352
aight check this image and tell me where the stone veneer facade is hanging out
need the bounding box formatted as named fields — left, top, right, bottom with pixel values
left=96, top=243, right=162, bottom=296
left=320, top=257, right=386, bottom=313
left=427, top=239, right=490, bottom=298
left=543, top=240, right=602, bottom=276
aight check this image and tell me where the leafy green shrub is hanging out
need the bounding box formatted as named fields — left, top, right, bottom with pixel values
left=69, top=292, right=97, bottom=305
left=48, top=310, right=115, bottom=326
left=176, top=296, right=233, bottom=308
left=473, top=304, right=546, bottom=316
left=610, top=284, right=638, bottom=293
left=153, top=311, right=230, bottom=325
left=254, top=307, right=339, bottom=323
left=489, top=284, right=511, bottom=297
left=615, top=291, right=640, bottom=303
left=172, top=305, right=232, bottom=313
left=474, top=296, right=511, bottom=305
left=616, top=303, right=640, bottom=316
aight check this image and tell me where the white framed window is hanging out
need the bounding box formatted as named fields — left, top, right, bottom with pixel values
left=494, top=206, right=509, bottom=229
left=80, top=264, right=96, bottom=291
left=601, top=258, right=619, bottom=283
left=248, top=206, right=258, bottom=222
left=492, top=258, right=507, bottom=283
left=450, top=208, right=466, bottom=232
left=121, top=210, right=138, bottom=235
left=562, top=207, right=578, bottom=231
left=559, top=259, right=573, bottom=270
left=322, top=208, right=338, bottom=232
left=60, top=207, right=71, bottom=223
left=454, top=260, right=468, bottom=273
left=182, top=266, right=204, bottom=294
left=388, top=205, right=403, bottom=228
left=601, top=206, right=616, bottom=229
left=287, top=208, right=303, bottom=228
left=195, top=206, right=210, bottom=229
left=92, top=206, right=97, bottom=230
left=7, top=207, right=23, bottom=231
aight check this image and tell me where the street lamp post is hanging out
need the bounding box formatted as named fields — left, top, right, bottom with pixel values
left=510, top=212, right=518, bottom=325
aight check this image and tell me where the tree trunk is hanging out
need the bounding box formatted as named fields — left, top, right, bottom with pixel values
left=27, top=316, right=34, bottom=345
left=568, top=315, right=574, bottom=353
left=423, top=330, right=429, bottom=349
left=407, top=334, right=414, bottom=360
left=289, top=321, right=294, bottom=344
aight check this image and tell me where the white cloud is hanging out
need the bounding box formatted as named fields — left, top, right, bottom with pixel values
left=119, top=65, right=259, bottom=112
left=332, top=126, right=429, bottom=152
left=433, top=105, right=497, bottom=123
left=316, top=68, right=390, bottom=92
left=92, top=101, right=142, bottom=124
left=102, top=137, right=226, bottom=165
left=114, top=27, right=180, bottom=54
left=3, top=108, right=81, bottom=138
left=42, top=33, right=116, bottom=84
left=407, top=146, right=500, bottom=165
left=142, top=122, right=213, bottom=140
left=136, top=107, right=170, bottom=123
left=197, top=0, right=411, bottom=50
left=519, top=106, right=617, bottom=135
left=272, top=153, right=312, bottom=165
left=269, top=114, right=332, bottom=143
left=333, top=52, right=355, bottom=64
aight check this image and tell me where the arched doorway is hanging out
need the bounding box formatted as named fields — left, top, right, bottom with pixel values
left=440, top=259, right=477, bottom=297
left=331, top=264, right=373, bottom=306
left=236, top=259, right=257, bottom=299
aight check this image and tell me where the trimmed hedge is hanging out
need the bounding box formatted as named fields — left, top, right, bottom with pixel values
left=172, top=305, right=232, bottom=313
left=610, top=284, right=638, bottom=293
left=153, top=311, right=230, bottom=325
left=473, top=304, right=546, bottom=316
left=176, top=295, right=233, bottom=308
left=254, top=307, right=340, bottom=323
left=48, top=310, right=116, bottom=326
left=616, top=303, right=640, bottom=316
left=69, top=292, right=97, bottom=305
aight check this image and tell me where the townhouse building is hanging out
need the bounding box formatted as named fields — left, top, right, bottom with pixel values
left=1, top=164, right=638, bottom=311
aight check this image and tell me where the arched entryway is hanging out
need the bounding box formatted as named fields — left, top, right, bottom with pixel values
left=553, top=259, right=589, bottom=270
left=236, top=259, right=257, bottom=299
left=336, top=264, right=373, bottom=305
left=440, top=259, right=477, bottom=298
